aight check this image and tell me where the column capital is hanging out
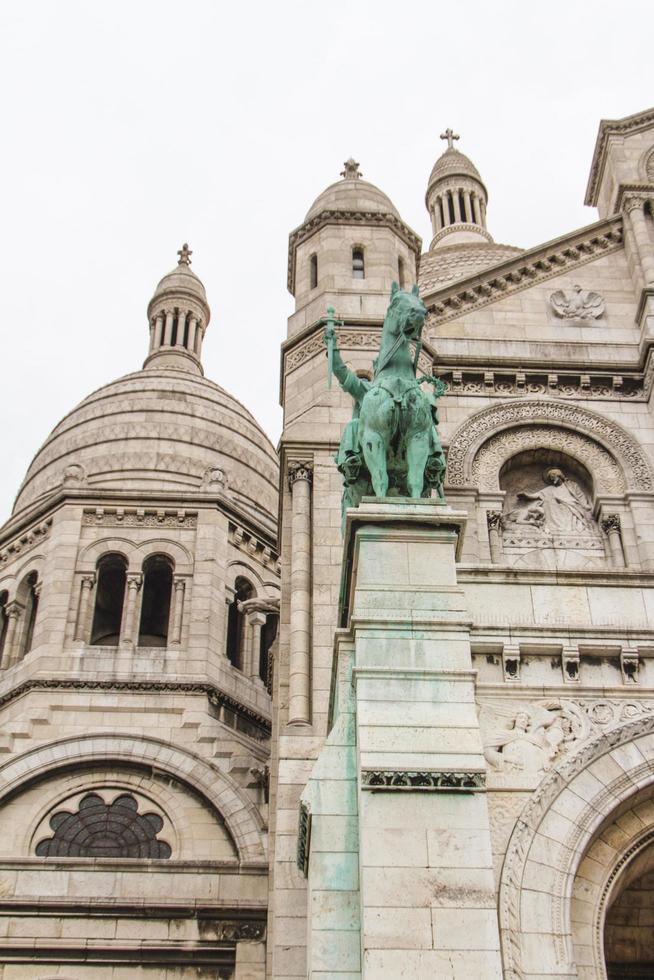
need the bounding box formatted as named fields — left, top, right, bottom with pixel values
left=288, top=461, right=313, bottom=490
left=80, top=573, right=96, bottom=589
left=5, top=600, right=23, bottom=620
left=623, top=194, right=648, bottom=214
left=126, top=572, right=142, bottom=590
left=601, top=513, right=622, bottom=534
left=173, top=575, right=186, bottom=593
left=486, top=510, right=503, bottom=531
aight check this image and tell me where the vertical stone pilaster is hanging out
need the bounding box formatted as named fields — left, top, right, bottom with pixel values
left=74, top=573, right=96, bottom=642
left=288, top=462, right=313, bottom=725
left=163, top=310, right=174, bottom=346
left=169, top=576, right=186, bottom=646
left=247, top=610, right=267, bottom=682
left=120, top=573, right=142, bottom=647
left=602, top=514, right=627, bottom=568
left=1, top=602, right=23, bottom=669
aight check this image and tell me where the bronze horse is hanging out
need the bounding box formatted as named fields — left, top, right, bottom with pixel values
left=326, top=282, right=445, bottom=512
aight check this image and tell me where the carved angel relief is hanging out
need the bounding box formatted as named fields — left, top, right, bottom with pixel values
left=482, top=700, right=587, bottom=773
left=550, top=284, right=604, bottom=320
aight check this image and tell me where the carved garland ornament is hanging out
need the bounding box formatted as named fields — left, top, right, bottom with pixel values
left=446, top=400, right=653, bottom=492
left=498, top=712, right=654, bottom=980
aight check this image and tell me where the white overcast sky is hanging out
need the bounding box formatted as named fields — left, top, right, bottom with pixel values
left=0, top=0, right=650, bottom=522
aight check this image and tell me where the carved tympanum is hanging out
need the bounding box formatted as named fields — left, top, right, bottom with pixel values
left=503, top=467, right=593, bottom=534
left=550, top=283, right=604, bottom=319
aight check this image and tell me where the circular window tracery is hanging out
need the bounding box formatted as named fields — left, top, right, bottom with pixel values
left=35, top=791, right=171, bottom=859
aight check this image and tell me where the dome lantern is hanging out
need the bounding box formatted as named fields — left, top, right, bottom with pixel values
left=144, top=244, right=211, bottom=375
left=425, top=130, right=493, bottom=250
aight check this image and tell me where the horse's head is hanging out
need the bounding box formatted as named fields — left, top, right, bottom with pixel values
left=388, top=281, right=427, bottom=339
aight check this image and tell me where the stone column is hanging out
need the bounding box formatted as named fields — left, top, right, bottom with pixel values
left=163, top=310, right=174, bottom=346
left=153, top=313, right=164, bottom=348
left=624, top=197, right=654, bottom=284
left=472, top=194, right=482, bottom=225
left=434, top=199, right=443, bottom=232
left=480, top=197, right=487, bottom=227
left=74, top=573, right=96, bottom=642
left=486, top=510, right=504, bottom=564
left=120, top=573, right=142, bottom=647
left=463, top=189, right=472, bottom=223
left=452, top=189, right=462, bottom=222
left=175, top=310, right=187, bottom=346
left=1, top=602, right=23, bottom=669
left=169, top=576, right=186, bottom=646
left=288, top=461, right=312, bottom=725
left=187, top=316, right=198, bottom=353
left=247, top=609, right=267, bottom=682
left=224, top=584, right=235, bottom=660
left=148, top=319, right=155, bottom=352
left=602, top=514, right=627, bottom=568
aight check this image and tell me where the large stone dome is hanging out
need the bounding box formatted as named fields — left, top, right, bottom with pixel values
left=13, top=366, right=279, bottom=531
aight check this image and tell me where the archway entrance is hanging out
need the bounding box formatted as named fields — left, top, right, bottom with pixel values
left=604, top=840, right=654, bottom=979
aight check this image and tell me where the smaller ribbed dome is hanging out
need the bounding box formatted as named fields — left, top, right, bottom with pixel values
left=305, top=159, right=399, bottom=220
left=427, top=148, right=485, bottom=197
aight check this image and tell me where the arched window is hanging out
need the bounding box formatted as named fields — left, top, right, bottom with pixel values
left=19, top=571, right=40, bottom=659
left=138, top=554, right=174, bottom=647
left=309, top=253, right=318, bottom=289
left=438, top=197, right=445, bottom=228
left=447, top=192, right=455, bottom=224
left=226, top=577, right=254, bottom=669
left=90, top=554, right=127, bottom=646
left=352, top=247, right=365, bottom=279
left=0, top=590, right=8, bottom=665
left=398, top=257, right=405, bottom=288
left=459, top=190, right=466, bottom=222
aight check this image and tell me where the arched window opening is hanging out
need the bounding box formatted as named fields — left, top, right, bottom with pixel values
left=170, top=308, right=179, bottom=347
left=20, top=571, right=39, bottom=658
left=90, top=554, right=127, bottom=646
left=226, top=577, right=254, bottom=669
left=458, top=191, right=466, bottom=222
left=398, top=257, right=405, bottom=288
left=182, top=317, right=190, bottom=348
left=309, top=253, right=318, bottom=289
left=138, top=554, right=174, bottom=647
left=447, top=192, right=455, bottom=224
left=352, top=247, right=365, bottom=279
left=0, top=590, right=8, bottom=664
left=469, top=194, right=477, bottom=225
left=438, top=198, right=445, bottom=228
left=604, top=840, right=654, bottom=979
left=259, top=613, right=278, bottom=686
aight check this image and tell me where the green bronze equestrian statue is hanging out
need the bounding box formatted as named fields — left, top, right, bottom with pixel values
left=324, top=281, right=446, bottom=520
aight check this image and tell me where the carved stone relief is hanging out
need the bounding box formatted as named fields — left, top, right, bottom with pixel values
left=480, top=696, right=654, bottom=782
left=499, top=455, right=606, bottom=569
left=550, top=284, right=604, bottom=319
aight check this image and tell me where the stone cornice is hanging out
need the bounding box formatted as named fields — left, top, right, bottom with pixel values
left=585, top=106, right=654, bottom=205
left=287, top=208, right=422, bottom=293
left=424, top=216, right=623, bottom=323
left=0, top=678, right=272, bottom=737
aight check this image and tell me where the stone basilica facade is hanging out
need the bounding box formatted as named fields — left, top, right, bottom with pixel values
left=1, top=106, right=654, bottom=979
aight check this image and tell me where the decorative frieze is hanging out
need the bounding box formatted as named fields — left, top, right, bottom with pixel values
left=297, top=801, right=311, bottom=876
left=438, top=368, right=643, bottom=400
left=83, top=508, right=197, bottom=528
left=0, top=518, right=52, bottom=567
left=284, top=326, right=433, bottom=376
left=361, top=770, right=485, bottom=791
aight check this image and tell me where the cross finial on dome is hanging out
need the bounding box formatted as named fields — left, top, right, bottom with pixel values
left=340, top=158, right=362, bottom=180
left=440, top=128, right=460, bottom=150
left=177, top=243, right=193, bottom=266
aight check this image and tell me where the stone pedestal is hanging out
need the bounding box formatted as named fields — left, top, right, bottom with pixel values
left=302, top=498, right=502, bottom=979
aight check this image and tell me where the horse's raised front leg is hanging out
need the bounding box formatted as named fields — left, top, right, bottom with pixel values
left=360, top=426, right=389, bottom=497
left=406, top=431, right=430, bottom=498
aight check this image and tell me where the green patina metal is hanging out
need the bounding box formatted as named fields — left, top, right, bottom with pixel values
left=324, top=282, right=446, bottom=523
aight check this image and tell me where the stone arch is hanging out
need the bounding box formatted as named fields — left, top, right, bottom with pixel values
left=78, top=536, right=136, bottom=571
left=446, top=400, right=654, bottom=493
left=133, top=537, right=193, bottom=572
left=227, top=558, right=266, bottom=595
left=0, top=733, right=266, bottom=866
left=498, top=714, right=654, bottom=979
